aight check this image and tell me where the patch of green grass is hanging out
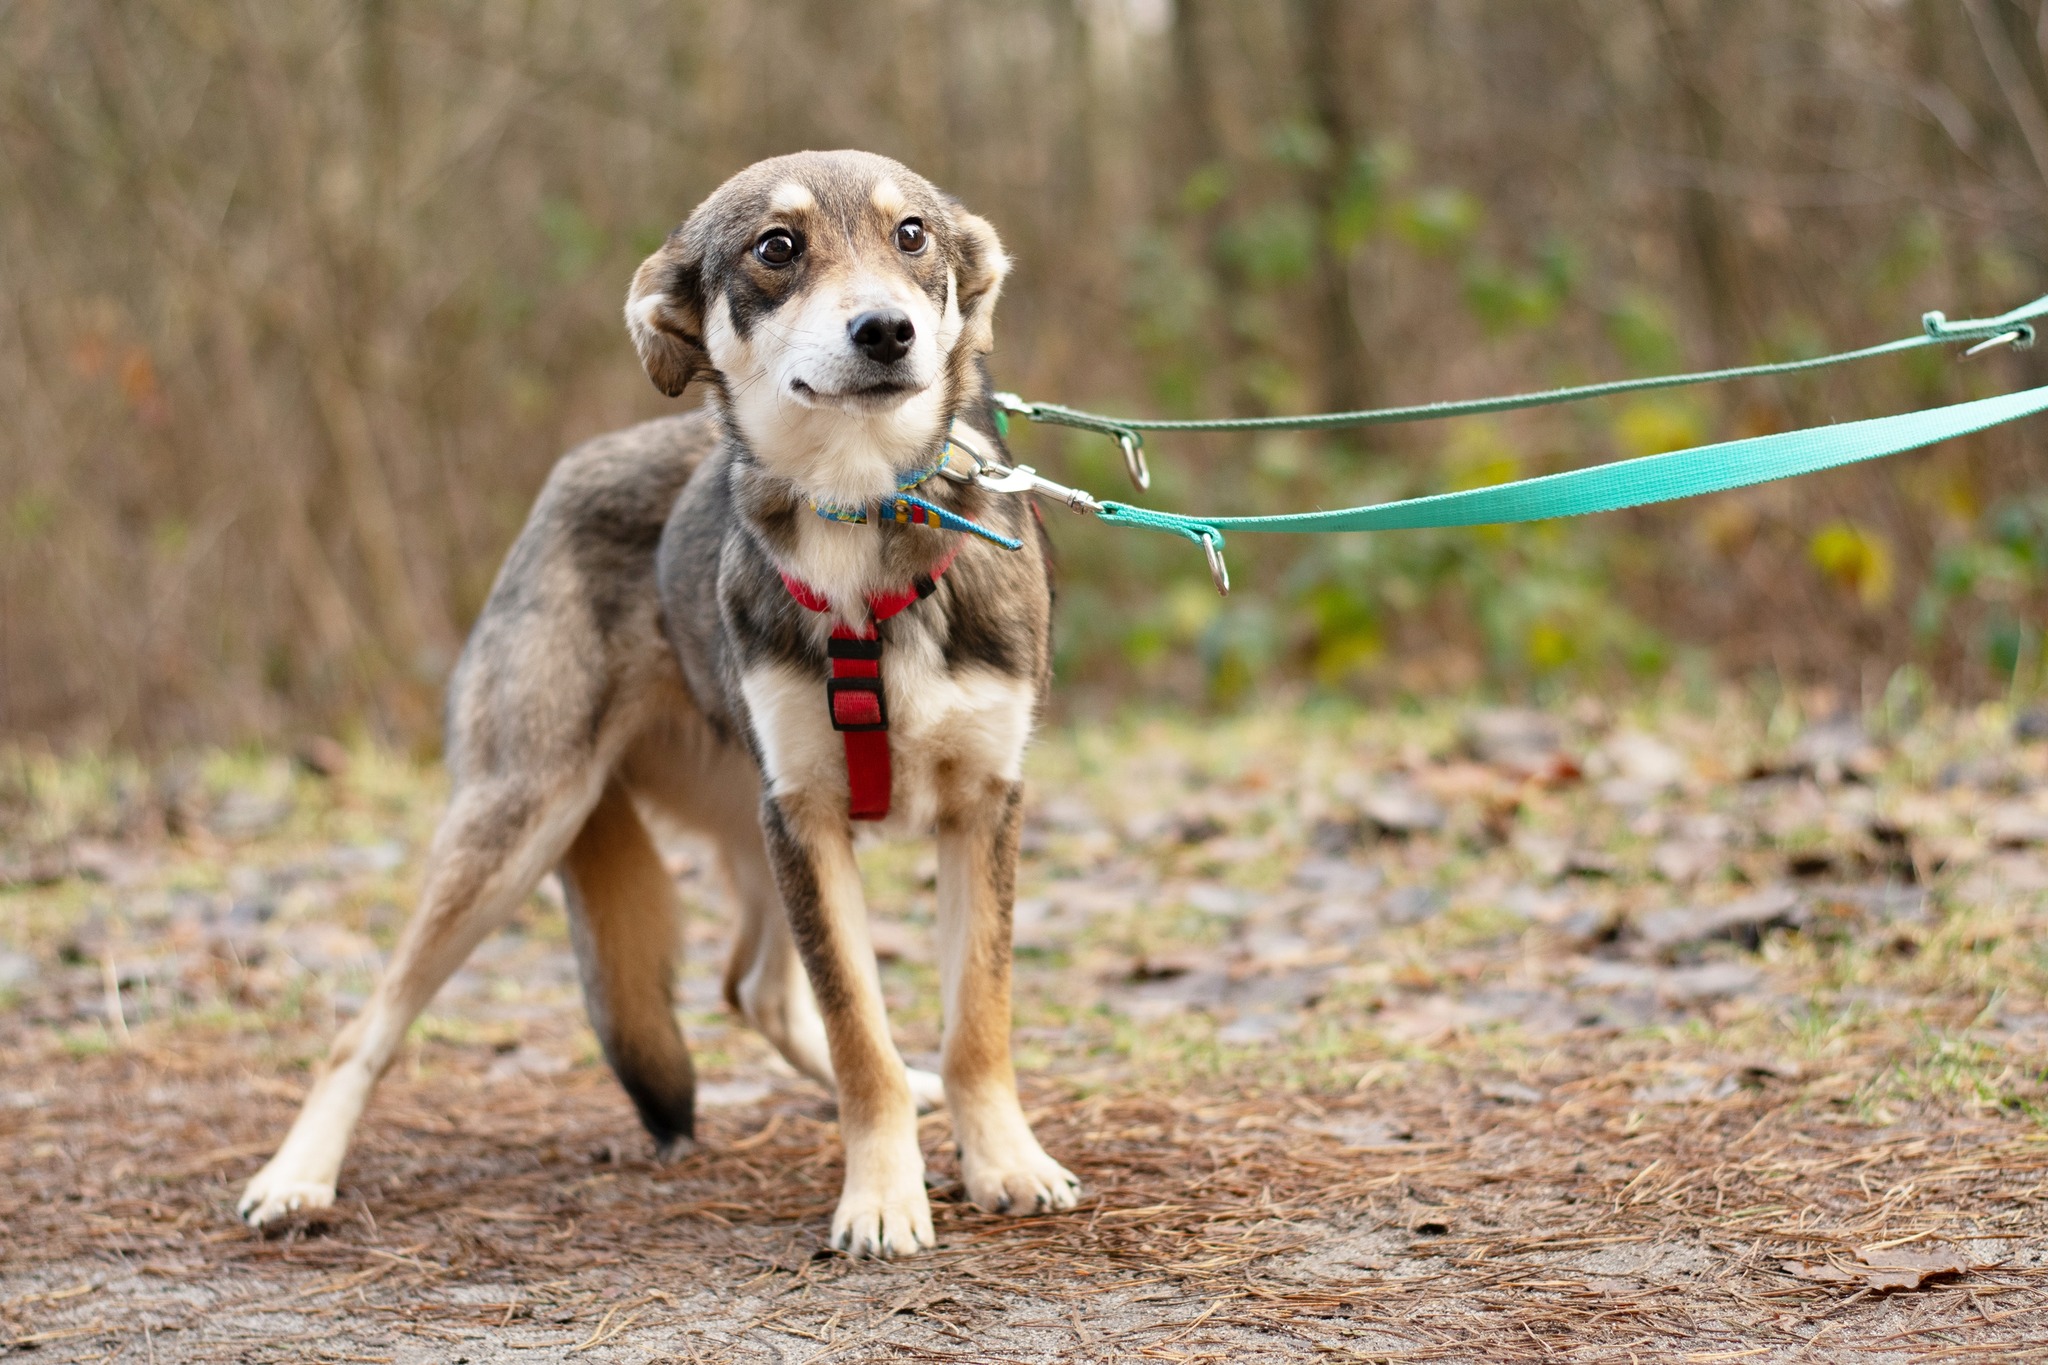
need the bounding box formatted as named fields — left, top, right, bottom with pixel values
left=411, top=1013, right=516, bottom=1049
left=60, top=1024, right=116, bottom=1059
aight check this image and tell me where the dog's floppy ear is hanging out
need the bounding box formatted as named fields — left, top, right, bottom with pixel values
left=950, top=208, right=1009, bottom=356
left=625, top=234, right=709, bottom=397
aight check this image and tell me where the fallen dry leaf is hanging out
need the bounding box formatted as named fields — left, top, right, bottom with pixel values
left=1783, top=1244, right=1999, bottom=1292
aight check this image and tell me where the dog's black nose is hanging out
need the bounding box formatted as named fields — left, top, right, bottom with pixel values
left=849, top=309, right=915, bottom=364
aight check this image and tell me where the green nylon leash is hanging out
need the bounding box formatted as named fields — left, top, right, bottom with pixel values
left=991, top=294, right=2048, bottom=593
left=1003, top=293, right=2048, bottom=443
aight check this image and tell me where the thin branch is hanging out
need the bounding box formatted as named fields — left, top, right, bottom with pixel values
left=1964, top=0, right=2048, bottom=193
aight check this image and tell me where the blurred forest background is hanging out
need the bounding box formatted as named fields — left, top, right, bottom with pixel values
left=8, top=0, right=2048, bottom=747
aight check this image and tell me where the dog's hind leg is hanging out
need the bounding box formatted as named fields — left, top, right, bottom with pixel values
left=238, top=772, right=601, bottom=1228
left=721, top=827, right=832, bottom=1090
left=636, top=729, right=945, bottom=1114
left=717, top=821, right=947, bottom=1112
left=560, top=779, right=695, bottom=1156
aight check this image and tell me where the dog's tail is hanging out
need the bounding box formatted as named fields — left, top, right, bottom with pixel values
left=559, top=780, right=697, bottom=1156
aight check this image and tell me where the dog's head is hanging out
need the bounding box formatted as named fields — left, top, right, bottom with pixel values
left=626, top=151, right=1008, bottom=496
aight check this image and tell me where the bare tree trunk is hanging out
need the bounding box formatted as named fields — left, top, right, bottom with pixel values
left=353, top=0, right=457, bottom=664
left=1174, top=0, right=1259, bottom=415
left=300, top=327, right=432, bottom=667
left=1645, top=0, right=1749, bottom=361
left=1293, top=0, right=1374, bottom=415
left=204, top=293, right=362, bottom=670
left=1173, top=0, right=1231, bottom=172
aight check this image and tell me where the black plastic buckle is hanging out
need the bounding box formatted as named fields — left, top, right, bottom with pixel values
left=826, top=676, right=888, bottom=732
left=826, top=636, right=883, bottom=661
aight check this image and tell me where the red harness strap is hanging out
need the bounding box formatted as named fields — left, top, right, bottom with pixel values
left=779, top=544, right=961, bottom=821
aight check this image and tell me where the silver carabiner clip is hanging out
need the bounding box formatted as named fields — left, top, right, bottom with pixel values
left=975, top=462, right=1104, bottom=514
left=1025, top=470, right=1102, bottom=515
left=974, top=463, right=1039, bottom=494
left=1201, top=532, right=1229, bottom=596
left=1117, top=433, right=1151, bottom=492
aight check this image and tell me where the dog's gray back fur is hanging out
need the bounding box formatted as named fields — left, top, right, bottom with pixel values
left=445, top=413, right=712, bottom=790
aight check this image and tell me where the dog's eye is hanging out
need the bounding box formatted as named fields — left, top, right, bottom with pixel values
left=754, top=230, right=799, bottom=267
left=894, top=219, right=927, bottom=254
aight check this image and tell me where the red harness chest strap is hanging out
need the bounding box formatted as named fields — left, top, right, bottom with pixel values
left=778, top=543, right=961, bottom=821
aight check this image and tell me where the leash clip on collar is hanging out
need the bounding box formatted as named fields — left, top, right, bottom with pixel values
left=994, top=391, right=1150, bottom=491
left=959, top=411, right=1228, bottom=591
left=940, top=420, right=1108, bottom=514
left=948, top=458, right=1104, bottom=515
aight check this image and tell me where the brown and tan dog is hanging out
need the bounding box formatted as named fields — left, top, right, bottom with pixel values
left=239, top=151, right=1076, bottom=1258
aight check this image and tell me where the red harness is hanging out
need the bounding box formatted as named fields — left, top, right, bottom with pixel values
left=779, top=543, right=961, bottom=821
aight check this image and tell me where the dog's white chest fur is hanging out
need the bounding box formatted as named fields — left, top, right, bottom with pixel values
left=741, top=610, right=1032, bottom=833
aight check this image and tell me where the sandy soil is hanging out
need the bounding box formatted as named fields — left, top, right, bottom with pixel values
left=5, top=698, right=2048, bottom=1361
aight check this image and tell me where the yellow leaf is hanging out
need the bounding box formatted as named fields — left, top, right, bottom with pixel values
left=1443, top=420, right=1521, bottom=490
left=1614, top=399, right=1705, bottom=457
left=1526, top=621, right=1574, bottom=671
left=1808, top=520, right=1895, bottom=608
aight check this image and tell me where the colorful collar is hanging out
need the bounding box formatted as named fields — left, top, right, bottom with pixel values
left=808, top=427, right=1022, bottom=551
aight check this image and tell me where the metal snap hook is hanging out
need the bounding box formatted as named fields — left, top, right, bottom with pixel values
left=1117, top=432, right=1150, bottom=491
left=974, top=463, right=1039, bottom=493
left=1200, top=531, right=1229, bottom=596
left=936, top=443, right=982, bottom=482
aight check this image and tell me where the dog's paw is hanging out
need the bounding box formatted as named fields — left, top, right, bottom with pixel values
left=653, top=1133, right=701, bottom=1163
left=906, top=1067, right=947, bottom=1112
left=237, top=1165, right=336, bottom=1229
left=829, top=1175, right=935, bottom=1258
left=961, top=1141, right=1080, bottom=1217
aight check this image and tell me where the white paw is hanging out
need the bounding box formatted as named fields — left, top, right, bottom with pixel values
left=237, top=1166, right=336, bottom=1228
left=829, top=1173, right=935, bottom=1258
left=961, top=1141, right=1080, bottom=1217
left=653, top=1134, right=700, bottom=1163
left=906, top=1067, right=947, bottom=1112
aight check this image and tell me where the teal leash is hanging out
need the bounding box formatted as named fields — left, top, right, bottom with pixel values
left=1097, top=382, right=2048, bottom=561
left=985, top=295, right=2048, bottom=593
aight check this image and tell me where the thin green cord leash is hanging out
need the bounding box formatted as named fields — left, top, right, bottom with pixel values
left=989, top=294, right=2048, bottom=593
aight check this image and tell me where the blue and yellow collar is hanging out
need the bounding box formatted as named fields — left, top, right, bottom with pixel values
left=809, top=424, right=1021, bottom=550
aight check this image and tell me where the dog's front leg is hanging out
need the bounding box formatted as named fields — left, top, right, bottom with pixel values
left=937, top=781, right=1080, bottom=1216
left=759, top=796, right=933, bottom=1258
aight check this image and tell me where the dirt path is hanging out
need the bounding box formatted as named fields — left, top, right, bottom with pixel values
left=5, top=700, right=2048, bottom=1361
